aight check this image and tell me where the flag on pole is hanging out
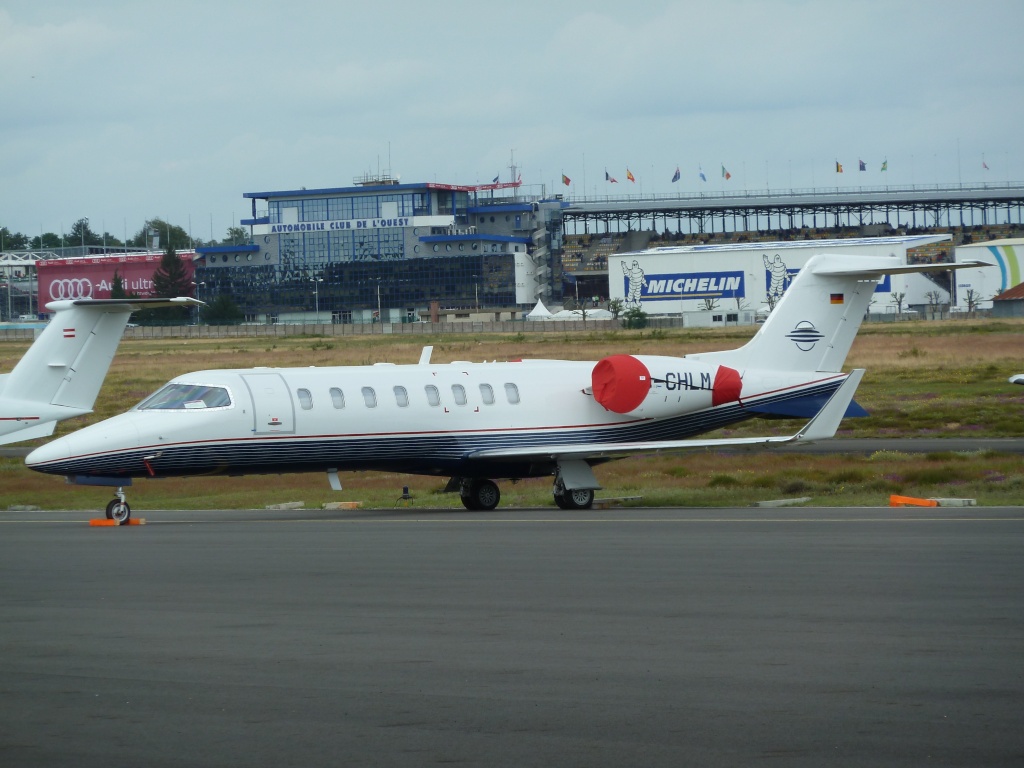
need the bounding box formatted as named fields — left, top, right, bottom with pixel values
left=605, top=170, right=618, bottom=183
left=626, top=168, right=636, bottom=183
left=562, top=174, right=571, bottom=186
left=983, top=160, right=990, bottom=170
left=881, top=159, right=888, bottom=172
left=671, top=166, right=680, bottom=183
left=836, top=161, right=843, bottom=173
left=858, top=160, right=866, bottom=171
left=699, top=166, right=707, bottom=182
left=492, top=174, right=500, bottom=183
left=721, top=164, right=731, bottom=180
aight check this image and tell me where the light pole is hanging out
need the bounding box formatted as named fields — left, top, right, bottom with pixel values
left=310, top=277, right=323, bottom=324
left=376, top=279, right=382, bottom=325
left=472, top=274, right=479, bottom=312
left=81, top=217, right=88, bottom=253
left=193, top=281, right=205, bottom=324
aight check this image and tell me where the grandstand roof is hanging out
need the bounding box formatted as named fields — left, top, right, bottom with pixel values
left=627, top=234, right=950, bottom=257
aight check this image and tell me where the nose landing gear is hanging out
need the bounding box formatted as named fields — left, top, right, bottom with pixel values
left=105, top=487, right=131, bottom=525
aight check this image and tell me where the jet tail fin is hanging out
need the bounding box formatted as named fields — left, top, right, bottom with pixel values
left=0, top=298, right=200, bottom=445
left=689, top=256, right=992, bottom=374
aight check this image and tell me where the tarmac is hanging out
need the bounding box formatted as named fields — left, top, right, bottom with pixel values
left=2, top=505, right=1023, bottom=767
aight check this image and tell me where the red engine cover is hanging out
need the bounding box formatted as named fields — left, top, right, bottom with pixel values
left=712, top=365, right=742, bottom=406
left=592, top=355, right=651, bottom=413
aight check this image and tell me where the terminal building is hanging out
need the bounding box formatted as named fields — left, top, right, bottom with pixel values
left=196, top=174, right=568, bottom=324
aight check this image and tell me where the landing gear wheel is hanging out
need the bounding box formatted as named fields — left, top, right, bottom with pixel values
left=460, top=479, right=500, bottom=511
left=105, top=498, right=131, bottom=525
left=105, top=486, right=131, bottom=525
left=553, top=487, right=595, bottom=510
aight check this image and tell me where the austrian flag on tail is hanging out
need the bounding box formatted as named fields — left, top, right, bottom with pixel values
left=63, top=328, right=76, bottom=338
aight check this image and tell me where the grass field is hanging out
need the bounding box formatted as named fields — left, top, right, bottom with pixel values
left=2, top=318, right=1022, bottom=511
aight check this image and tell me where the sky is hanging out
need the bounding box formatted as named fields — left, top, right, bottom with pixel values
left=2, top=0, right=1022, bottom=243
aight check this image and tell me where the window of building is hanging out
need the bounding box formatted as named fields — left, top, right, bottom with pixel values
left=504, top=383, right=520, bottom=404
left=425, top=385, right=441, bottom=406
left=479, top=383, right=494, bottom=405
left=451, top=384, right=467, bottom=405
left=362, top=387, right=377, bottom=408
left=297, top=388, right=313, bottom=410
left=303, top=199, right=328, bottom=222
left=330, top=387, right=345, bottom=409
left=394, top=386, right=409, bottom=407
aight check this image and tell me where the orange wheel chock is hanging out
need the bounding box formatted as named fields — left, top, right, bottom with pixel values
left=889, top=495, right=939, bottom=508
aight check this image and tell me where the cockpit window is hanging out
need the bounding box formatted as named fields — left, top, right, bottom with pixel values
left=138, top=383, right=232, bottom=410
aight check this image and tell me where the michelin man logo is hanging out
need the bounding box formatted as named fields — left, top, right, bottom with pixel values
left=622, top=260, right=648, bottom=308
left=763, top=254, right=790, bottom=304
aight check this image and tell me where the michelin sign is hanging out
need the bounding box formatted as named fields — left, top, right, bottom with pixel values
left=621, top=260, right=744, bottom=308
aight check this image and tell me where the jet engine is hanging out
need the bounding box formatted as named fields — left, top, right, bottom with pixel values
left=591, top=354, right=742, bottom=417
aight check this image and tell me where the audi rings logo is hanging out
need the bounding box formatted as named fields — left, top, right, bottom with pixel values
left=49, top=278, right=94, bottom=300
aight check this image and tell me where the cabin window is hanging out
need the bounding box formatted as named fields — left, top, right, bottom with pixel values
left=297, top=388, right=313, bottom=410
left=330, top=387, right=345, bottom=409
left=479, top=383, right=495, bottom=405
left=451, top=384, right=467, bottom=406
left=138, top=383, right=231, bottom=410
left=504, top=383, right=520, bottom=404
left=425, top=385, right=441, bottom=406
left=361, top=386, right=377, bottom=408
left=394, top=386, right=409, bottom=407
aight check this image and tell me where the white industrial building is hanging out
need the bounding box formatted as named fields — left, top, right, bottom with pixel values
left=953, top=238, right=1024, bottom=310
left=609, top=235, right=952, bottom=325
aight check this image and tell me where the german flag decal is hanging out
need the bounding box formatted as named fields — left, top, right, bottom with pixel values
left=830, top=293, right=844, bottom=304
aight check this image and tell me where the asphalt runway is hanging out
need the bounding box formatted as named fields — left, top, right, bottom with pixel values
left=2, top=506, right=1023, bottom=767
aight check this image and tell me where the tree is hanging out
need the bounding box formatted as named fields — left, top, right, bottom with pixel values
left=68, top=218, right=100, bottom=248
left=621, top=306, right=648, bottom=329
left=138, top=246, right=193, bottom=324
left=925, top=290, right=944, bottom=318
left=0, top=227, right=29, bottom=251
left=131, top=218, right=192, bottom=250
left=110, top=269, right=129, bottom=299
left=152, top=246, right=194, bottom=298
left=607, top=298, right=624, bottom=319
left=964, top=289, right=981, bottom=315
left=31, top=232, right=63, bottom=249
left=890, top=291, right=906, bottom=317
left=224, top=226, right=249, bottom=245
left=701, top=297, right=720, bottom=311
left=200, top=294, right=244, bottom=325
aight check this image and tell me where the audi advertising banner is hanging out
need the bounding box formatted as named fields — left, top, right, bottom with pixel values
left=37, top=252, right=195, bottom=312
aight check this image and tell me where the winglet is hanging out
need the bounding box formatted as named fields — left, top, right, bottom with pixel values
left=793, top=369, right=865, bottom=442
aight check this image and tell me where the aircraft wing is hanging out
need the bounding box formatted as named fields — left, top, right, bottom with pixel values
left=467, top=369, right=865, bottom=463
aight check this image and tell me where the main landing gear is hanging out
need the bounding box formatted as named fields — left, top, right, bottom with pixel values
left=454, top=476, right=597, bottom=511
left=552, top=480, right=595, bottom=510
left=459, top=479, right=501, bottom=511
left=105, top=487, right=131, bottom=525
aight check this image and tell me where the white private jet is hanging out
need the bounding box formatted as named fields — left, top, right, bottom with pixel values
left=26, top=255, right=990, bottom=522
left=1, top=298, right=200, bottom=446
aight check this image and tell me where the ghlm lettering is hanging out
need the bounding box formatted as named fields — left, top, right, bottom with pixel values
left=664, top=371, right=712, bottom=391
